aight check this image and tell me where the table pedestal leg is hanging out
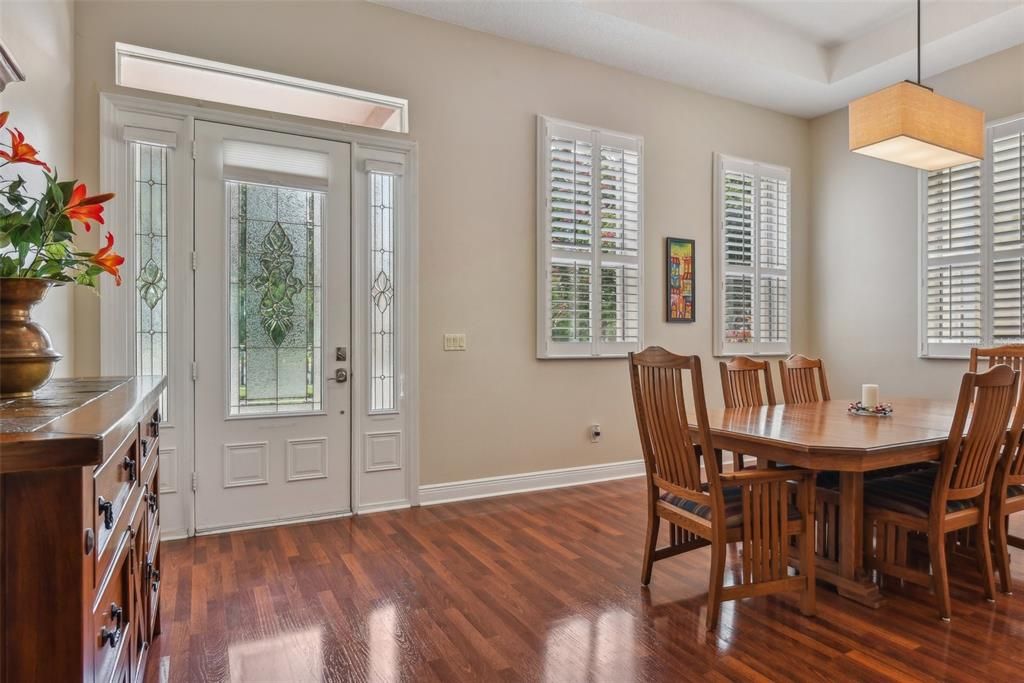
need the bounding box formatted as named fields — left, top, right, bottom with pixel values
left=834, top=471, right=885, bottom=608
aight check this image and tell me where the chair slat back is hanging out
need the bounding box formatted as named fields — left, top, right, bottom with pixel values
left=720, top=356, right=776, bottom=408
left=778, top=354, right=830, bottom=404
left=629, top=347, right=719, bottom=496
left=971, top=346, right=1024, bottom=481
left=938, top=365, right=1019, bottom=504
left=970, top=345, right=1024, bottom=374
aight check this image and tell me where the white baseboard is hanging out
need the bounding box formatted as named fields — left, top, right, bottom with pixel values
left=418, top=458, right=645, bottom=506
left=161, top=528, right=189, bottom=541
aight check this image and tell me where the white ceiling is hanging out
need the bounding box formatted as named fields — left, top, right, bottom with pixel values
left=373, top=0, right=1024, bottom=118
left=732, top=1, right=912, bottom=47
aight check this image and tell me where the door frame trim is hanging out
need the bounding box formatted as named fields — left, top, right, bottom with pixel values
left=99, top=93, right=421, bottom=534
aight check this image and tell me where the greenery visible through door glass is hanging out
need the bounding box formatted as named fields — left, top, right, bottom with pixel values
left=228, top=181, right=323, bottom=416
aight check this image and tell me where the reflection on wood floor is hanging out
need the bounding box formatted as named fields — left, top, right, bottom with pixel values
left=148, top=477, right=1024, bottom=682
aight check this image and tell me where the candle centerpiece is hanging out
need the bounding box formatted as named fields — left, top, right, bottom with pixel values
left=862, top=384, right=880, bottom=408
left=849, top=383, right=893, bottom=416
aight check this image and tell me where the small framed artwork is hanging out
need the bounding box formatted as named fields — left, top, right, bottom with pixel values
left=666, top=238, right=695, bottom=323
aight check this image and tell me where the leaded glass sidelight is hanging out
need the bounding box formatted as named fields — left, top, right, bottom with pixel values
left=228, top=182, right=323, bottom=416
left=133, top=142, right=169, bottom=415
left=369, top=172, right=396, bottom=413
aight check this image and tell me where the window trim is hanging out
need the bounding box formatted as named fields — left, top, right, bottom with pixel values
left=536, top=115, right=644, bottom=359
left=713, top=153, right=792, bottom=357
left=918, top=112, right=1024, bottom=359
left=115, top=42, right=409, bottom=133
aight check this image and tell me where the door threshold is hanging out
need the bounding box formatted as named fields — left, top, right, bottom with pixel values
left=194, top=509, right=353, bottom=537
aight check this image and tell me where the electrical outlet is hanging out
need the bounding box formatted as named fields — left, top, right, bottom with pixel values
left=590, top=424, right=601, bottom=443
left=443, top=333, right=467, bottom=351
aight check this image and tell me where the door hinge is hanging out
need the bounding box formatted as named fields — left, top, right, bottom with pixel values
left=191, top=139, right=197, bottom=160
left=191, top=361, right=198, bottom=382
left=191, top=251, right=198, bottom=271
left=191, top=472, right=198, bottom=492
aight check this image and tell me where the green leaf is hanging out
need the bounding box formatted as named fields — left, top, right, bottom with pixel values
left=45, top=175, right=64, bottom=207
left=75, top=272, right=99, bottom=288
left=57, top=180, right=76, bottom=202
left=0, top=213, right=28, bottom=232
left=0, top=255, right=19, bottom=277
left=43, top=243, right=68, bottom=259
left=37, top=261, right=64, bottom=277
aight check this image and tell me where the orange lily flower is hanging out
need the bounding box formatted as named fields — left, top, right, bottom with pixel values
left=0, top=112, right=8, bottom=129
left=90, top=232, right=125, bottom=286
left=0, top=128, right=51, bottom=172
left=64, top=183, right=115, bottom=231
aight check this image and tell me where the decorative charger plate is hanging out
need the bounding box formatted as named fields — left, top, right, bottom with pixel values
left=848, top=401, right=893, bottom=417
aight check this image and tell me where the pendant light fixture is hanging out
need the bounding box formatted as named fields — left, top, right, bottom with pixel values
left=848, top=0, right=984, bottom=171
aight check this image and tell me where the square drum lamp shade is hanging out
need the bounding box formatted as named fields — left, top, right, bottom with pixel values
left=849, top=81, right=984, bottom=171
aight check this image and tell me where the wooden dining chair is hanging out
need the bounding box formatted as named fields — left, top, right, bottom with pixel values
left=778, top=354, right=830, bottom=404
left=970, top=344, right=1024, bottom=374
left=720, top=356, right=776, bottom=470
left=863, top=365, right=1019, bottom=620
left=973, top=345, right=1024, bottom=593
left=629, top=346, right=816, bottom=630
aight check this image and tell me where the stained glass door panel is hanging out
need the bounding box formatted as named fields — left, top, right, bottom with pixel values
left=193, top=121, right=351, bottom=532
left=227, top=182, right=323, bottom=415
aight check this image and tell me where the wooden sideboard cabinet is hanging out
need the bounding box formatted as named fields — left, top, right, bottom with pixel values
left=1, top=376, right=166, bottom=683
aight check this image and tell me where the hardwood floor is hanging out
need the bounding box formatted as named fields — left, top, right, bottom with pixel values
left=148, top=477, right=1024, bottom=682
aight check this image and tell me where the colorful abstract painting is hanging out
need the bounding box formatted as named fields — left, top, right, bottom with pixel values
left=666, top=238, right=695, bottom=322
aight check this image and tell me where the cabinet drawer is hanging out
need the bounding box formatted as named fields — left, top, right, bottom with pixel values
left=91, top=529, right=132, bottom=683
left=144, top=474, right=160, bottom=543
left=94, top=429, right=141, bottom=588
left=130, top=499, right=149, bottom=683
left=139, top=406, right=161, bottom=474
left=147, top=535, right=162, bottom=640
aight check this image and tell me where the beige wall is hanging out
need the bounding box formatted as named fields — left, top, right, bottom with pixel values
left=1, top=0, right=76, bottom=374
left=72, top=1, right=811, bottom=484
left=809, top=46, right=1024, bottom=401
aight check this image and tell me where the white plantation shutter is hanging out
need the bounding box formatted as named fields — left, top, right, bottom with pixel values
left=919, top=115, right=1024, bottom=357
left=715, top=155, right=790, bottom=355
left=922, top=162, right=983, bottom=355
left=991, top=120, right=1024, bottom=343
left=538, top=117, right=642, bottom=358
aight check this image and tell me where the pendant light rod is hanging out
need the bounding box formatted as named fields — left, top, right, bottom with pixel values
left=917, top=0, right=922, bottom=84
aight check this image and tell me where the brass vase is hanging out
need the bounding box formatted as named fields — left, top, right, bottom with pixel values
left=0, top=278, right=63, bottom=398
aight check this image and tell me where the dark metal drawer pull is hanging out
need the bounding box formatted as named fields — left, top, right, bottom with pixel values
left=97, top=497, right=114, bottom=530
left=123, top=456, right=136, bottom=483
left=100, top=603, right=123, bottom=648
left=147, top=491, right=158, bottom=514
left=151, top=568, right=161, bottom=591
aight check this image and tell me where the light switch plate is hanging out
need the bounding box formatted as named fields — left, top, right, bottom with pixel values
left=443, top=333, right=467, bottom=351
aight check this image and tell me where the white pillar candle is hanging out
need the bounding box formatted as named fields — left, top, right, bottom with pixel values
left=862, top=384, right=880, bottom=408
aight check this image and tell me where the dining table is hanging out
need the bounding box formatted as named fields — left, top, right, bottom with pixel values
left=692, top=397, right=960, bottom=608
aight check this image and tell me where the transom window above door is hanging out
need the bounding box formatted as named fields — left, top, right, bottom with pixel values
left=115, top=43, right=409, bottom=133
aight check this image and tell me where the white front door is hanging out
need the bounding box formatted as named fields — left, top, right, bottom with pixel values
left=193, top=121, right=351, bottom=532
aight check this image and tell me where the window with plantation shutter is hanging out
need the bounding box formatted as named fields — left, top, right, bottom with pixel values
left=919, top=115, right=1024, bottom=357
left=921, top=161, right=982, bottom=356
left=991, top=121, right=1024, bottom=343
left=538, top=116, right=642, bottom=358
left=714, top=154, right=791, bottom=355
